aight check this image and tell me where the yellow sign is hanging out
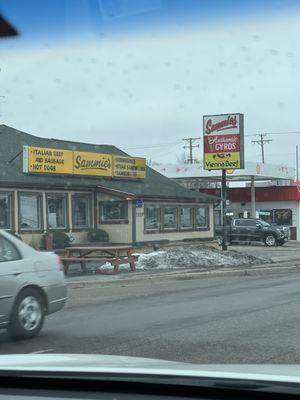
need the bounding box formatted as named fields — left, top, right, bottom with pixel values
left=73, top=151, right=112, bottom=176
left=204, top=152, right=241, bottom=170
left=113, top=156, right=146, bottom=179
left=23, top=146, right=145, bottom=180
left=25, top=146, right=73, bottom=174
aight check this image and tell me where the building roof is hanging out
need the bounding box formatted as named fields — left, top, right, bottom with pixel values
left=200, top=186, right=300, bottom=202
left=0, top=125, right=217, bottom=203
left=153, top=162, right=295, bottom=181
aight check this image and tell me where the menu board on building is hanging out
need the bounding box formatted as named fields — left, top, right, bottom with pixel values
left=23, top=146, right=145, bottom=179
left=113, top=156, right=146, bottom=179
left=23, top=146, right=73, bottom=174
left=203, top=113, right=244, bottom=170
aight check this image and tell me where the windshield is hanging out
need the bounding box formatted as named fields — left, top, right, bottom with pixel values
left=0, top=0, right=300, bottom=369
left=258, top=220, right=271, bottom=227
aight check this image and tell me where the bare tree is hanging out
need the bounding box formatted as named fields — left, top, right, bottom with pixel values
left=176, top=151, right=187, bottom=164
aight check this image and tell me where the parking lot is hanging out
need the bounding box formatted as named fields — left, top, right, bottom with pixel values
left=230, top=241, right=300, bottom=263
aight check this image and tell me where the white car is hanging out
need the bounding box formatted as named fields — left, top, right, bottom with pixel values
left=0, top=230, right=67, bottom=340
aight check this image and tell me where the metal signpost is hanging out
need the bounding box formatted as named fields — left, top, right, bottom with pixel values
left=203, top=113, right=244, bottom=250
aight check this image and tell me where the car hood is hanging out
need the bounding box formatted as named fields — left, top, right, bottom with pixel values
left=270, top=225, right=289, bottom=230
left=1, top=354, right=300, bottom=384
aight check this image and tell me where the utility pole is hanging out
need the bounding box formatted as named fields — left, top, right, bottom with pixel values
left=251, top=134, right=272, bottom=163
left=182, top=137, right=201, bottom=164
left=296, top=145, right=299, bottom=184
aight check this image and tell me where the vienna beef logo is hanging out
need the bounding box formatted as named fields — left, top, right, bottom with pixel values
left=74, top=154, right=111, bottom=171
left=205, top=115, right=238, bottom=135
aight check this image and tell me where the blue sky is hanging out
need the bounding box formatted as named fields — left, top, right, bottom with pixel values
left=1, top=1, right=300, bottom=169
left=1, top=0, right=300, bottom=43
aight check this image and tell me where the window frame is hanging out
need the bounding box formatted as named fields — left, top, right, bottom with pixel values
left=0, top=191, right=14, bottom=231
left=162, top=206, right=178, bottom=231
left=144, top=204, right=162, bottom=233
left=46, top=192, right=69, bottom=230
left=179, top=207, right=194, bottom=230
left=71, top=193, right=93, bottom=230
left=100, top=201, right=129, bottom=224
left=18, top=191, right=43, bottom=232
left=195, top=206, right=210, bottom=230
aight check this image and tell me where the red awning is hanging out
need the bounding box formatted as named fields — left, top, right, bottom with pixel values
left=200, top=186, right=300, bottom=202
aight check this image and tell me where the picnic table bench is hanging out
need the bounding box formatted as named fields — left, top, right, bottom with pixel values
left=60, top=245, right=136, bottom=275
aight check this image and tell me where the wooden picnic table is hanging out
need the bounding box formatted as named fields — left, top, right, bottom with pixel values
left=60, top=245, right=136, bottom=275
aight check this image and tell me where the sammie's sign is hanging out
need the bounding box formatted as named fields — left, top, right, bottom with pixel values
left=203, top=113, right=244, bottom=170
left=23, top=146, right=146, bottom=179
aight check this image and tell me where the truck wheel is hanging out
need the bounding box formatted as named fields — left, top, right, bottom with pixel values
left=264, top=234, right=277, bottom=247
left=8, top=288, right=45, bottom=340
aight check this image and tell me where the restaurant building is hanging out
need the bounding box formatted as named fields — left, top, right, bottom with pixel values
left=0, top=125, right=217, bottom=248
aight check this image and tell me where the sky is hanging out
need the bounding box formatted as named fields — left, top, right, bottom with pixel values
left=0, top=0, right=300, bottom=169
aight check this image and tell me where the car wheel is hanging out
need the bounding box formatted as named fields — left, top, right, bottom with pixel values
left=264, top=234, right=277, bottom=247
left=8, top=288, right=45, bottom=340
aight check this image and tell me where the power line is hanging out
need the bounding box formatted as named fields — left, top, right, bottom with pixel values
left=246, top=131, right=300, bottom=137
left=251, top=134, right=272, bottom=164
left=123, top=141, right=179, bottom=150
left=260, top=131, right=300, bottom=135
left=182, top=137, right=201, bottom=164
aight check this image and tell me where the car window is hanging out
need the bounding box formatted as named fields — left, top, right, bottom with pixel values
left=245, top=220, right=257, bottom=227
left=235, top=219, right=257, bottom=227
left=235, top=219, right=246, bottom=227
left=0, top=236, right=21, bottom=262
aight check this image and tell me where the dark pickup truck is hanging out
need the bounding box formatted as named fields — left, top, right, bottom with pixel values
left=216, top=218, right=290, bottom=246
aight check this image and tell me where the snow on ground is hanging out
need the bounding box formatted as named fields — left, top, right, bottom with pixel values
left=135, top=245, right=270, bottom=271
left=96, top=245, right=271, bottom=273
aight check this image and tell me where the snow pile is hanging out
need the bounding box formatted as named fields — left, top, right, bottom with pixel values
left=135, top=245, right=270, bottom=271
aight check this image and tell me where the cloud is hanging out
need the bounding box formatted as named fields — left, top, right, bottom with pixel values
left=0, top=10, right=300, bottom=166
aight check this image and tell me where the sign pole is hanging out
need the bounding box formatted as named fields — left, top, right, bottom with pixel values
left=221, top=169, right=227, bottom=251
left=296, top=145, right=299, bottom=184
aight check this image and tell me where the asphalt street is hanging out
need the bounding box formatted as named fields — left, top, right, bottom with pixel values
left=231, top=242, right=300, bottom=262
left=1, top=271, right=300, bottom=363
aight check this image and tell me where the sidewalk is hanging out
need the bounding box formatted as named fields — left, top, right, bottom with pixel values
left=66, top=258, right=300, bottom=289
left=64, top=241, right=300, bottom=288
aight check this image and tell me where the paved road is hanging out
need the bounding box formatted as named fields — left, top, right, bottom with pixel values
left=231, top=241, right=300, bottom=262
left=1, top=271, right=300, bottom=363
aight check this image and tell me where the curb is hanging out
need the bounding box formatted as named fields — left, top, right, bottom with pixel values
left=67, top=260, right=300, bottom=289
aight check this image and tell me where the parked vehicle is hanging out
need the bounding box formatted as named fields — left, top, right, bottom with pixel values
left=0, top=230, right=67, bottom=339
left=216, top=218, right=290, bottom=247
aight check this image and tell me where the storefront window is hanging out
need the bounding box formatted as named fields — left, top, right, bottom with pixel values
left=47, top=194, right=67, bottom=229
left=0, top=193, right=12, bottom=230
left=19, top=193, right=42, bottom=230
left=163, top=207, right=177, bottom=230
left=145, top=205, right=161, bottom=230
left=101, top=202, right=128, bottom=222
left=180, top=207, right=193, bottom=229
left=72, top=194, right=92, bottom=228
left=259, top=210, right=273, bottom=224
left=195, top=206, right=209, bottom=228
left=274, top=209, right=292, bottom=226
